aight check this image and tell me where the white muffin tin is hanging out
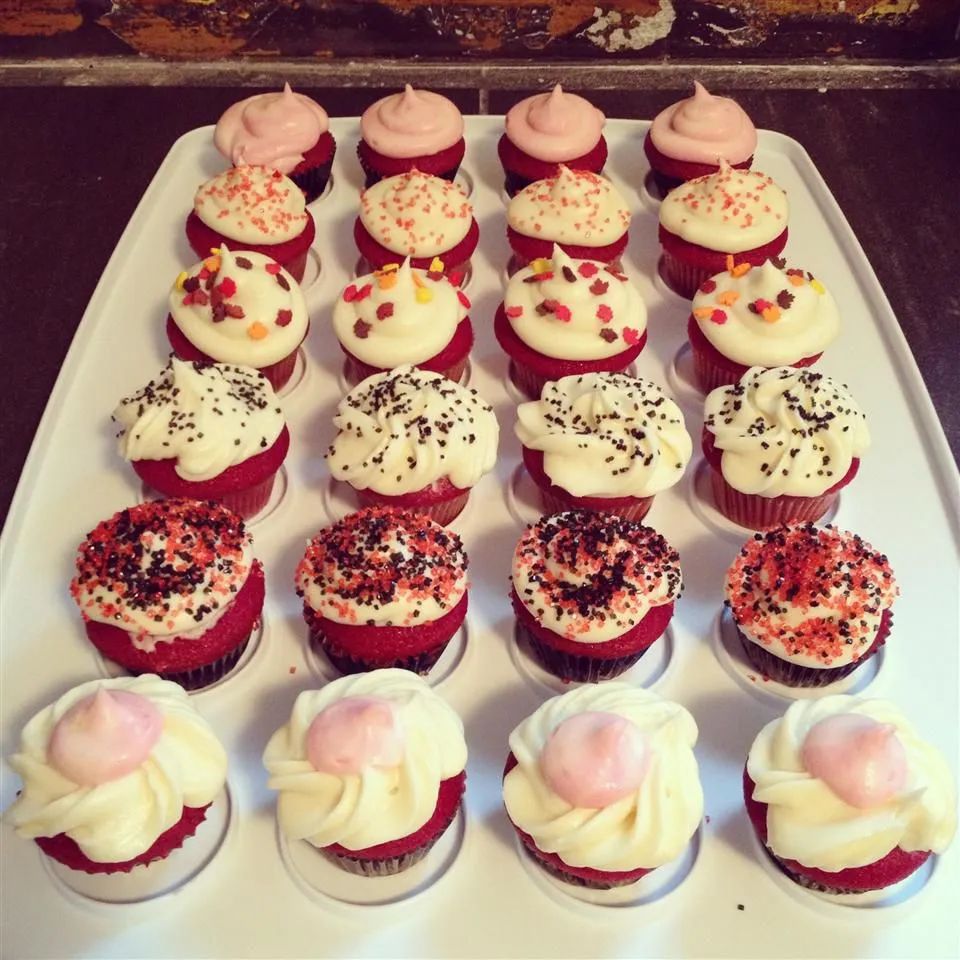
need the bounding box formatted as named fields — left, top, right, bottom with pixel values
left=1, top=116, right=957, bottom=958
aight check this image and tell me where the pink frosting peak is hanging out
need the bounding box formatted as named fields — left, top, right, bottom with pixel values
left=48, top=688, right=163, bottom=786
left=801, top=714, right=908, bottom=809
left=306, top=697, right=405, bottom=775
left=505, top=84, right=605, bottom=163
left=361, top=85, right=464, bottom=159
left=540, top=712, right=649, bottom=808
left=213, top=83, right=329, bottom=174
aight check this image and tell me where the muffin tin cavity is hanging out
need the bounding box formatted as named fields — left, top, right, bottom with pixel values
left=299, top=249, right=324, bottom=291
left=666, top=340, right=702, bottom=406
left=276, top=347, right=310, bottom=399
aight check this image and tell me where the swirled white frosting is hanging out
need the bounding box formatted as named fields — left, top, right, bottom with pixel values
left=704, top=366, right=869, bottom=498
left=326, top=365, right=499, bottom=495
left=263, top=670, right=467, bottom=850
left=4, top=676, right=227, bottom=863
left=516, top=373, right=691, bottom=497
left=504, top=684, right=702, bottom=872
left=747, top=696, right=957, bottom=871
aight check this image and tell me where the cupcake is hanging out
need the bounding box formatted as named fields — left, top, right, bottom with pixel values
left=726, top=524, right=898, bottom=687
left=166, top=244, right=308, bottom=393
left=263, top=669, right=467, bottom=876
left=703, top=367, right=869, bottom=529
left=494, top=244, right=647, bottom=399
left=296, top=507, right=468, bottom=675
left=658, top=160, right=788, bottom=298
left=498, top=84, right=607, bottom=196
left=516, top=373, right=691, bottom=521
left=503, top=684, right=702, bottom=889
left=4, top=676, right=227, bottom=874
left=70, top=499, right=265, bottom=690
left=507, top=166, right=631, bottom=271
left=114, top=357, right=289, bottom=519
left=744, top=696, right=956, bottom=896
left=354, top=170, right=478, bottom=274
left=643, top=82, right=757, bottom=198
left=333, top=258, right=473, bottom=386
left=511, top=511, right=681, bottom=682
left=358, top=85, right=465, bottom=187
left=186, top=166, right=316, bottom=283
left=688, top=258, right=839, bottom=393
left=213, top=84, right=336, bottom=202
left=326, top=365, right=499, bottom=525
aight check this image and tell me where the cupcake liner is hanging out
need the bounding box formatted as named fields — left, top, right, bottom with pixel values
left=355, top=487, right=469, bottom=526
left=658, top=251, right=717, bottom=300
left=519, top=623, right=648, bottom=683
left=772, top=857, right=862, bottom=895
left=320, top=839, right=437, bottom=877
left=310, top=628, right=449, bottom=677
left=536, top=485, right=654, bottom=522
left=290, top=159, right=334, bottom=204
left=158, top=634, right=251, bottom=690
left=709, top=468, right=838, bottom=530
left=364, top=166, right=460, bottom=189
left=218, top=473, right=277, bottom=520
left=522, top=846, right=643, bottom=890
left=259, top=350, right=298, bottom=393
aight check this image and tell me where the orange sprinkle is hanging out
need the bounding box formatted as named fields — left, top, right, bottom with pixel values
left=725, top=254, right=735, bottom=273
left=731, top=262, right=752, bottom=278
left=693, top=307, right=715, bottom=320
left=761, top=305, right=781, bottom=323
left=717, top=290, right=740, bottom=306
left=788, top=274, right=806, bottom=287
left=248, top=321, right=268, bottom=340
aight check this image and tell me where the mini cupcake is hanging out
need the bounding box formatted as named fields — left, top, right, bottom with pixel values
left=333, top=258, right=473, bottom=386
left=326, top=365, right=499, bottom=525
left=114, top=357, right=289, bottom=519
left=186, top=166, right=316, bottom=283
left=726, top=524, right=898, bottom=687
left=213, top=84, right=336, bottom=201
left=70, top=499, right=265, bottom=689
left=688, top=258, right=839, bottom=393
left=4, top=676, right=227, bottom=874
left=263, top=670, right=467, bottom=876
left=166, top=244, right=308, bottom=393
left=507, top=166, right=631, bottom=270
left=498, top=84, right=607, bottom=196
left=643, top=82, right=757, bottom=198
left=358, top=85, right=465, bottom=187
left=516, top=374, right=691, bottom=521
left=296, top=507, right=468, bottom=675
left=703, top=367, right=869, bottom=529
left=511, top=511, right=681, bottom=682
left=494, top=244, right=647, bottom=399
left=658, top=160, right=788, bottom=298
left=503, top=684, right=702, bottom=889
left=354, top=170, right=478, bottom=273
left=744, top=696, right=956, bottom=896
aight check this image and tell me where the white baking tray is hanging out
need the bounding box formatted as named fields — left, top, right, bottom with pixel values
left=1, top=117, right=958, bottom=959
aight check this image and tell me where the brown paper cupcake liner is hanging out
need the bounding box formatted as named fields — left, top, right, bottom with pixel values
left=520, top=624, right=647, bottom=683
left=152, top=634, right=250, bottom=691
left=291, top=159, right=334, bottom=204
left=523, top=846, right=640, bottom=890
left=710, top=469, right=837, bottom=530
left=310, top=629, right=449, bottom=677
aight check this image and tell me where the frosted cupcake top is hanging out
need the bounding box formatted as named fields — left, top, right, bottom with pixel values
left=727, top=524, right=898, bottom=670
left=361, top=85, right=464, bottom=158
left=503, top=246, right=645, bottom=360
left=692, top=259, right=839, bottom=367
left=326, top=365, right=498, bottom=496
left=504, top=84, right=606, bottom=162
left=512, top=511, right=681, bottom=644
left=193, top=166, right=308, bottom=244
left=4, top=676, right=227, bottom=864
left=660, top=160, right=788, bottom=253
left=649, top=82, right=756, bottom=165
left=503, top=684, right=702, bottom=872
left=263, top=670, right=467, bottom=851
left=704, top=366, right=869, bottom=498
left=516, top=373, right=691, bottom=498
left=747, top=696, right=956, bottom=871
left=295, top=507, right=468, bottom=627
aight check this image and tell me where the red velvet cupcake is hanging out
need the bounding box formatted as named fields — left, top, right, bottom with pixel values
left=70, top=499, right=265, bottom=690
left=511, top=511, right=681, bottom=683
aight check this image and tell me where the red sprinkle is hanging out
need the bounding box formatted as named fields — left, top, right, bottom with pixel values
left=343, top=284, right=359, bottom=303
left=710, top=309, right=727, bottom=325
left=596, top=304, right=613, bottom=323
left=376, top=302, right=394, bottom=320
left=622, top=327, right=641, bottom=346
left=265, top=262, right=281, bottom=275
left=578, top=262, right=599, bottom=278
left=505, top=305, right=524, bottom=319
left=457, top=290, right=471, bottom=309
left=589, top=279, right=609, bottom=296
left=218, top=277, right=237, bottom=298
left=275, top=308, right=292, bottom=326
left=699, top=279, right=717, bottom=294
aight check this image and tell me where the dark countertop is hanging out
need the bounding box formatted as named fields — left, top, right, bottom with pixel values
left=1, top=85, right=957, bottom=525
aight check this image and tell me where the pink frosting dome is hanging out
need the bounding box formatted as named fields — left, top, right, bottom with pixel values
left=213, top=83, right=329, bottom=174
left=801, top=714, right=908, bottom=810
left=505, top=84, right=605, bottom=163
left=361, top=85, right=464, bottom=159
left=306, top=697, right=405, bottom=775
left=649, top=81, right=757, bottom=165
left=540, top=711, right=650, bottom=808
left=47, top=688, right=164, bottom=786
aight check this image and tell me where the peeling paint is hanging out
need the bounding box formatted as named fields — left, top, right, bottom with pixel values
left=859, top=0, right=920, bottom=18
left=582, top=1, right=675, bottom=51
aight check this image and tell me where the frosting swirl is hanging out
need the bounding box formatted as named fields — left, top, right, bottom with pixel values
left=704, top=366, right=870, bottom=498
left=263, top=670, right=467, bottom=850
left=504, top=84, right=606, bottom=162
left=503, top=684, right=702, bottom=872
left=326, top=365, right=499, bottom=496
left=4, top=676, right=227, bottom=864
left=747, top=696, right=957, bottom=871
left=516, top=373, right=691, bottom=498
left=361, top=85, right=464, bottom=158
